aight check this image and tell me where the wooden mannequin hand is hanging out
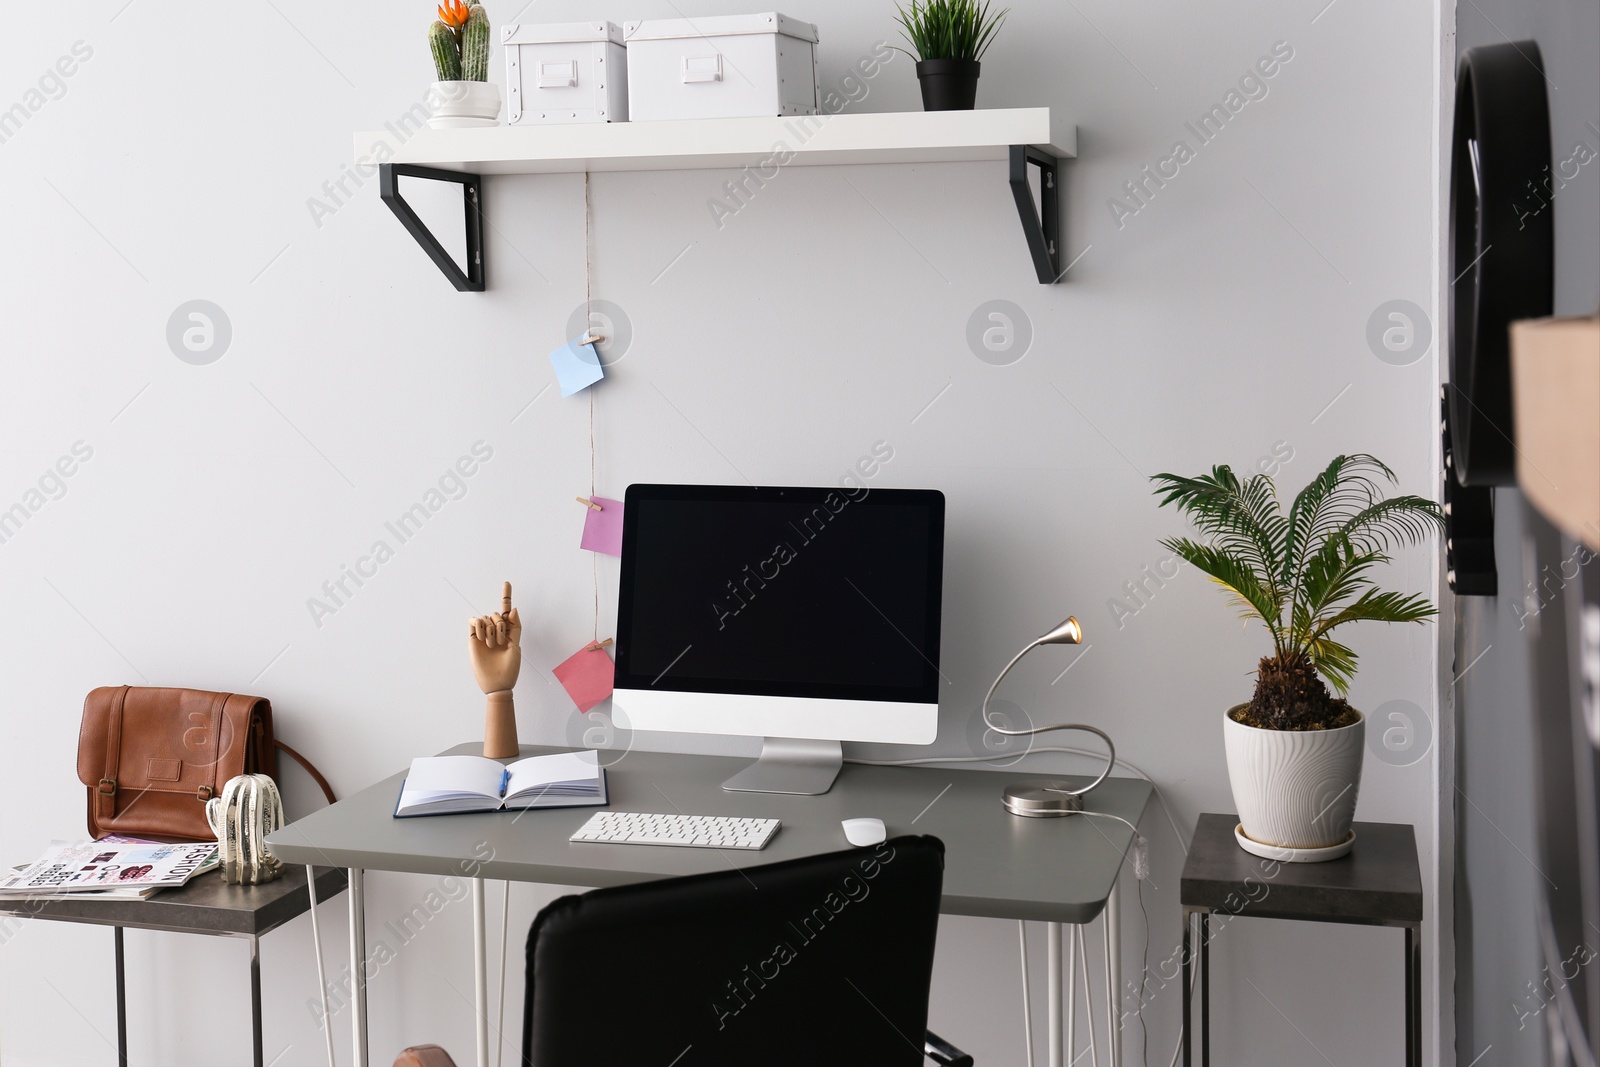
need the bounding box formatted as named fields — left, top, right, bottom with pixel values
left=468, top=581, right=522, bottom=694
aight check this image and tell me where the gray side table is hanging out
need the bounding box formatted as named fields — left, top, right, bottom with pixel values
left=0, top=864, right=346, bottom=1067
left=1179, top=813, right=1423, bottom=1067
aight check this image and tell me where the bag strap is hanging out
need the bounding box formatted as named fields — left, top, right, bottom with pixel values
left=203, top=691, right=227, bottom=800
left=275, top=741, right=336, bottom=806
left=97, top=685, right=129, bottom=819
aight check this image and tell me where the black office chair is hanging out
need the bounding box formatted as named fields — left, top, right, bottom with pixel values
left=396, top=835, right=973, bottom=1067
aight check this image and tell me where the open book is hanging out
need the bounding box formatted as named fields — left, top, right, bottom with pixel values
left=395, top=751, right=608, bottom=818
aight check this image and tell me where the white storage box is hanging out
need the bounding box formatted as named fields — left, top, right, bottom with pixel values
left=623, top=13, right=819, bottom=121
left=504, top=21, right=628, bottom=124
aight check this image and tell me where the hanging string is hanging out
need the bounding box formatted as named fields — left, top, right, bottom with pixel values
left=584, top=169, right=595, bottom=496
left=583, top=170, right=599, bottom=643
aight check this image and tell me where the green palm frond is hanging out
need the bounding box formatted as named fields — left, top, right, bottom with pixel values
left=1305, top=634, right=1359, bottom=695
left=1283, top=454, right=1397, bottom=596
left=1306, top=589, right=1437, bottom=645
left=1159, top=536, right=1284, bottom=642
left=1152, top=453, right=1440, bottom=696
left=1151, top=466, right=1288, bottom=617
left=1291, top=537, right=1384, bottom=634
left=1337, top=494, right=1445, bottom=556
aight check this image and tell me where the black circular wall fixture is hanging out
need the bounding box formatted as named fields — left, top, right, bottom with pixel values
left=1442, top=389, right=1497, bottom=596
left=1448, top=40, right=1554, bottom=487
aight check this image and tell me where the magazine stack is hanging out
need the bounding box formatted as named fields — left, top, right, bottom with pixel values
left=0, top=838, right=219, bottom=901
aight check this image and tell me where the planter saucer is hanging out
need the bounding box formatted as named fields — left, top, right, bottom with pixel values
left=426, top=117, right=499, bottom=129
left=1234, top=823, right=1355, bottom=863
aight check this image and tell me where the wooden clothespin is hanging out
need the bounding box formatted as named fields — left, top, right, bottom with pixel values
left=576, top=496, right=603, bottom=511
left=579, top=333, right=604, bottom=346
left=586, top=638, right=614, bottom=652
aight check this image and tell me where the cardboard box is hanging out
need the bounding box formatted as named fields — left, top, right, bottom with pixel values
left=1511, top=315, right=1600, bottom=550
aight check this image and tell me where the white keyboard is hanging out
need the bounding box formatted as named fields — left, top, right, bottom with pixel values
left=570, top=811, right=780, bottom=850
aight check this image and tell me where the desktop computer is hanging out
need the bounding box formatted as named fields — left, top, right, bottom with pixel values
left=611, top=483, right=946, bottom=795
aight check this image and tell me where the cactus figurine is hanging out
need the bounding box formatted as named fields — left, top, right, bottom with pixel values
left=429, top=20, right=461, bottom=81
left=461, top=4, right=491, bottom=82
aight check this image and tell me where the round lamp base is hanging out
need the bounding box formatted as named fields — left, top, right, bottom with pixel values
left=1002, top=780, right=1085, bottom=817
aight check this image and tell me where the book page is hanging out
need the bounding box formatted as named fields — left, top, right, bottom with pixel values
left=504, top=750, right=602, bottom=801
left=401, top=755, right=506, bottom=803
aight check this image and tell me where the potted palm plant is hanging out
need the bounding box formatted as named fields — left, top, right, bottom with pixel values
left=1152, top=455, right=1443, bottom=861
left=892, top=0, right=1008, bottom=111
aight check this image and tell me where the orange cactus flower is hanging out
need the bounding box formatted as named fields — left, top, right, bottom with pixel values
left=437, top=0, right=471, bottom=29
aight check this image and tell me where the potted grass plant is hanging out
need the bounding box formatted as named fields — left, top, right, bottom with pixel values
left=1152, top=455, right=1443, bottom=861
left=427, top=0, right=498, bottom=129
left=892, top=0, right=1009, bottom=111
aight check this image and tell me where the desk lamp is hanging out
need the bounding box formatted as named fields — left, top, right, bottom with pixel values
left=980, top=616, right=1116, bottom=817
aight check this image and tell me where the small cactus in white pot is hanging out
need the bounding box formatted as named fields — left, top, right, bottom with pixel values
left=428, top=0, right=499, bottom=129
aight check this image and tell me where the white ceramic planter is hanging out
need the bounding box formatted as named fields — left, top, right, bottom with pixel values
left=428, top=80, right=502, bottom=128
left=1223, top=703, right=1365, bottom=854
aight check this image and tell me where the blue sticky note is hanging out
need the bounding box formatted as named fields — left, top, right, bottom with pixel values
left=549, top=338, right=604, bottom=397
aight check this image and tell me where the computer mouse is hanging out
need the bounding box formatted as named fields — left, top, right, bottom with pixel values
left=841, top=818, right=886, bottom=847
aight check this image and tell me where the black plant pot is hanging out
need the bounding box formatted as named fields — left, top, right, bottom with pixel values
left=916, top=59, right=980, bottom=111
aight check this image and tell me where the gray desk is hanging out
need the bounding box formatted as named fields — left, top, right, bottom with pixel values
left=0, top=865, right=347, bottom=1067
left=270, top=744, right=1152, bottom=1067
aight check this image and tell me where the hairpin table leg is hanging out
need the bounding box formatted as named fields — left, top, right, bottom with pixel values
left=307, top=865, right=337, bottom=1067
left=1046, top=921, right=1064, bottom=1067
left=1105, top=880, right=1122, bottom=1067
left=1076, top=924, right=1097, bottom=1065
left=1017, top=922, right=1035, bottom=1067
left=350, top=868, right=368, bottom=1067
left=250, top=935, right=263, bottom=1067
left=474, top=878, right=489, bottom=1067
left=1066, top=924, right=1077, bottom=1066
left=113, top=925, right=128, bottom=1067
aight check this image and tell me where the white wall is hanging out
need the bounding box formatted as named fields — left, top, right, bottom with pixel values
left=0, top=1, right=1448, bottom=1064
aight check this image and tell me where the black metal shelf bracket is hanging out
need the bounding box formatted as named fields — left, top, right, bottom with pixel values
left=379, top=151, right=1060, bottom=290
left=1442, top=387, right=1497, bottom=596
left=379, top=163, right=486, bottom=292
left=1009, top=145, right=1061, bottom=284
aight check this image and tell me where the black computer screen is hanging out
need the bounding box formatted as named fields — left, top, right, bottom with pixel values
left=613, top=485, right=944, bottom=703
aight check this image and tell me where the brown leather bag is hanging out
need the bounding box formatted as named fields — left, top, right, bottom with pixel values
left=76, top=686, right=334, bottom=843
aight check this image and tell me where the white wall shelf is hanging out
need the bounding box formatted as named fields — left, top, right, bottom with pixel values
left=355, top=107, right=1074, bottom=174
left=356, top=107, right=1076, bottom=290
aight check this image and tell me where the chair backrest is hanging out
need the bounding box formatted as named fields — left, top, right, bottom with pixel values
left=521, top=835, right=945, bottom=1067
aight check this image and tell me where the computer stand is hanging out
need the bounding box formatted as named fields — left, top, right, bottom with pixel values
left=722, top=738, right=843, bottom=795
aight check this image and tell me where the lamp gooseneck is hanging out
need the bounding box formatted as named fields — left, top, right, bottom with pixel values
left=980, top=616, right=1116, bottom=805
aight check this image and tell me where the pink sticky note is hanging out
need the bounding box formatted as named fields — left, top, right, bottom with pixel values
left=553, top=645, right=614, bottom=713
left=579, top=496, right=624, bottom=557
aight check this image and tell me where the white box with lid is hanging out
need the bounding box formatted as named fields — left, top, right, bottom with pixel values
left=503, top=21, right=628, bottom=125
left=623, top=13, right=819, bottom=121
